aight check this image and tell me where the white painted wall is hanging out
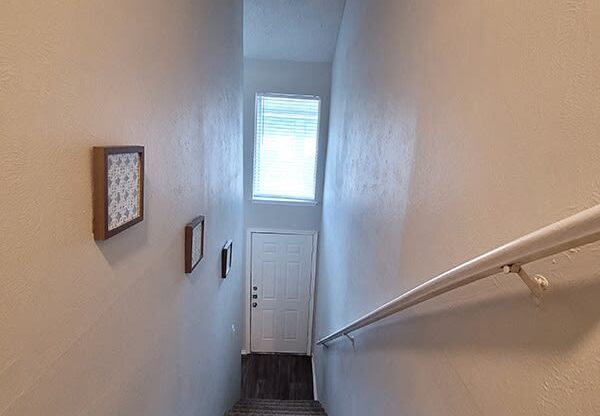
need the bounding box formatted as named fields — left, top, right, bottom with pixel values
left=243, top=0, right=346, bottom=62
left=0, top=1, right=243, bottom=415
left=243, top=59, right=331, bottom=231
left=314, top=1, right=600, bottom=415
left=242, top=59, right=331, bottom=353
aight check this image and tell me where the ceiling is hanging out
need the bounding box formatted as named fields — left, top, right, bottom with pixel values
left=243, top=0, right=346, bottom=63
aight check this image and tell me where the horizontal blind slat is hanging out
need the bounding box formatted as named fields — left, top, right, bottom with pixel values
left=253, top=94, right=320, bottom=201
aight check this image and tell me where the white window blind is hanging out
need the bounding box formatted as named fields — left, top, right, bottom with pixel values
left=253, top=93, right=320, bottom=202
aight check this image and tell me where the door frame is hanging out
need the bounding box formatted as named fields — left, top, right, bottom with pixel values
left=243, top=227, right=319, bottom=355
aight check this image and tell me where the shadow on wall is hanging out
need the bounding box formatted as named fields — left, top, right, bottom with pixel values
left=324, top=269, right=600, bottom=355
left=95, top=222, right=149, bottom=267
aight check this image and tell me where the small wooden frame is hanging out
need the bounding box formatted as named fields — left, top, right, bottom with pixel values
left=221, top=240, right=233, bottom=278
left=93, top=146, right=144, bottom=240
left=185, top=216, right=205, bottom=273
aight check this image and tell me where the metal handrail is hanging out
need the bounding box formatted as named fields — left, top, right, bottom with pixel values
left=318, top=204, right=600, bottom=346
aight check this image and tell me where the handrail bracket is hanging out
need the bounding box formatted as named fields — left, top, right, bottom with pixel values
left=503, top=264, right=549, bottom=305
left=318, top=205, right=599, bottom=346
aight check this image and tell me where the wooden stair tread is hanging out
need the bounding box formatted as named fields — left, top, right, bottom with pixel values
left=226, top=399, right=327, bottom=415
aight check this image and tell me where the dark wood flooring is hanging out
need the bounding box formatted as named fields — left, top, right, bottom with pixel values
left=241, top=354, right=314, bottom=400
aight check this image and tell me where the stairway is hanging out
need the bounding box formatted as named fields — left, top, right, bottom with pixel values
left=226, top=354, right=327, bottom=415
left=226, top=399, right=326, bottom=415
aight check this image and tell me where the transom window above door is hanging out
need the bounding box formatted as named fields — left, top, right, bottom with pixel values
left=253, top=93, right=321, bottom=203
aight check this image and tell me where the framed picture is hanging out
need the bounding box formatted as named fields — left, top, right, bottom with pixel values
left=185, top=216, right=205, bottom=273
left=221, top=240, right=232, bottom=278
left=93, top=146, right=144, bottom=240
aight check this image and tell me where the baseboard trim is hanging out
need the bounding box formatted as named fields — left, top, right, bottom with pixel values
left=311, top=355, right=318, bottom=401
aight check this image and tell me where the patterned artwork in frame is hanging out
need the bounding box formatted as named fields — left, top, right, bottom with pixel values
left=107, top=153, right=141, bottom=230
left=93, top=146, right=144, bottom=240
left=221, top=240, right=232, bottom=278
left=185, top=216, right=205, bottom=274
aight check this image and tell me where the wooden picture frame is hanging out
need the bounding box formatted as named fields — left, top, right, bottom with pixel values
left=221, top=240, right=232, bottom=278
left=185, top=216, right=205, bottom=273
left=93, top=146, right=144, bottom=240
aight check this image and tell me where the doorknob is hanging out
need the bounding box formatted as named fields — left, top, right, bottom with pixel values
left=252, top=302, right=258, bottom=308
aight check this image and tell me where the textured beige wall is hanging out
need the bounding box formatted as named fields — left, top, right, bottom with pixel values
left=0, top=1, right=243, bottom=415
left=314, top=1, right=600, bottom=415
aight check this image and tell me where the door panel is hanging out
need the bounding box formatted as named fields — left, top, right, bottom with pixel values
left=251, top=232, right=314, bottom=353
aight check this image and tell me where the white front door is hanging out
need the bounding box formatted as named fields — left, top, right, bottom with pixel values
left=250, top=232, right=315, bottom=354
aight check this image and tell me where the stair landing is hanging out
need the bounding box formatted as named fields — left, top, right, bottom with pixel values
left=242, top=354, right=313, bottom=400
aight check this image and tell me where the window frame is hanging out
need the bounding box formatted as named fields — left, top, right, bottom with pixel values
left=252, top=92, right=322, bottom=205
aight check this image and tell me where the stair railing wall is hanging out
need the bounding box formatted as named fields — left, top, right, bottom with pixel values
left=318, top=204, right=600, bottom=346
